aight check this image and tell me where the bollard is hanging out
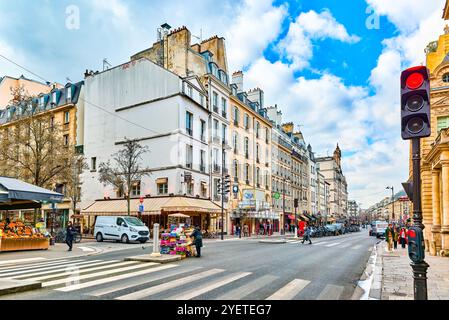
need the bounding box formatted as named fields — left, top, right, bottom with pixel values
left=150, top=223, right=161, bottom=257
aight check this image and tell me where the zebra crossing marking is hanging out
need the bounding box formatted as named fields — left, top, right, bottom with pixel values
left=116, top=268, right=225, bottom=300
left=0, top=259, right=88, bottom=277
left=325, top=242, right=342, bottom=247
left=0, top=257, right=46, bottom=266
left=42, top=262, right=158, bottom=288
left=266, top=279, right=310, bottom=300
left=214, top=274, right=278, bottom=300
left=89, top=266, right=201, bottom=297
left=316, top=284, right=344, bottom=300
left=314, top=241, right=330, bottom=246
left=57, top=264, right=179, bottom=293
left=0, top=259, right=75, bottom=273
left=352, top=245, right=362, bottom=250
left=167, top=272, right=252, bottom=300
left=21, top=261, right=135, bottom=282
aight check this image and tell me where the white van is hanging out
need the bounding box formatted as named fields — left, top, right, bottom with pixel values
left=94, top=216, right=150, bottom=244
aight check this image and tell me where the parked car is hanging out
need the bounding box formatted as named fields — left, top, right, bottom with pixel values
left=94, top=216, right=150, bottom=244
left=370, top=221, right=388, bottom=238
left=324, top=224, right=338, bottom=236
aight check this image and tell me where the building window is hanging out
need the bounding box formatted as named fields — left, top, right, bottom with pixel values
left=52, top=92, right=57, bottom=104
left=437, top=116, right=449, bottom=132
left=233, top=107, right=239, bottom=125
left=245, top=164, right=250, bottom=183
left=256, top=143, right=260, bottom=163
left=213, top=119, right=219, bottom=140
left=64, top=111, right=70, bottom=124
left=200, top=119, right=206, bottom=142
left=63, top=134, right=69, bottom=146
left=201, top=183, right=207, bottom=198
left=200, top=95, right=204, bottom=107
left=186, top=111, right=193, bottom=136
left=131, top=181, right=141, bottom=196
left=233, top=131, right=238, bottom=153
left=212, top=91, right=218, bottom=112
left=222, top=124, right=227, bottom=144
left=66, top=86, right=72, bottom=101
left=256, top=168, right=260, bottom=186
left=244, top=137, right=249, bottom=159
left=256, top=122, right=260, bottom=138
left=200, top=150, right=206, bottom=172
left=187, top=85, right=193, bottom=98
left=443, top=73, right=449, bottom=83
left=187, top=182, right=194, bottom=196
left=91, top=157, right=97, bottom=171
left=221, top=98, right=227, bottom=118
left=244, top=114, right=250, bottom=130
left=233, top=160, right=239, bottom=180
left=186, top=145, right=193, bottom=168
left=158, top=182, right=168, bottom=195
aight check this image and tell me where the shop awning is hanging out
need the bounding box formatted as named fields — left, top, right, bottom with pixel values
left=82, top=196, right=222, bottom=216
left=287, top=215, right=295, bottom=220
left=304, top=213, right=316, bottom=221
left=0, top=177, right=63, bottom=203
left=299, top=214, right=309, bottom=222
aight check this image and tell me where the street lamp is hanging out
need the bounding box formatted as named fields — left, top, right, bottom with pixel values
left=282, top=177, right=291, bottom=235
left=386, top=186, right=394, bottom=221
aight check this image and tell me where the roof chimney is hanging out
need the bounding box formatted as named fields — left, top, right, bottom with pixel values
left=232, top=71, right=243, bottom=94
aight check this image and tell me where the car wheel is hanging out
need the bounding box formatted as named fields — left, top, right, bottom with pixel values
left=121, top=234, right=129, bottom=244
left=96, top=232, right=103, bottom=242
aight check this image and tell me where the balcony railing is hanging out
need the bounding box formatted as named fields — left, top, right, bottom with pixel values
left=213, top=106, right=219, bottom=113
left=200, top=165, right=206, bottom=173
left=234, top=120, right=239, bottom=126
left=213, top=136, right=221, bottom=144
left=223, top=167, right=229, bottom=175
left=186, top=128, right=193, bottom=136
left=213, top=164, right=221, bottom=173
left=214, top=195, right=221, bottom=201
left=222, top=111, right=227, bottom=118
left=245, top=152, right=249, bottom=159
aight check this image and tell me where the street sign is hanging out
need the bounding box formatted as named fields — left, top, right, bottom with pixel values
left=273, top=192, right=280, bottom=200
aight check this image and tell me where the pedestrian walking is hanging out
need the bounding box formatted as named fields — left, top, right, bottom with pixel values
left=399, top=227, right=408, bottom=249
left=66, top=221, right=76, bottom=251
left=243, top=224, right=249, bottom=237
left=393, top=226, right=399, bottom=250
left=190, top=225, right=203, bottom=257
left=385, top=223, right=395, bottom=252
left=302, top=226, right=312, bottom=244
left=263, top=222, right=267, bottom=235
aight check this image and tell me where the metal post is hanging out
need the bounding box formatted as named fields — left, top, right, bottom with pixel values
left=150, top=223, right=161, bottom=257
left=283, top=178, right=286, bottom=234
left=294, top=205, right=298, bottom=239
left=411, top=138, right=429, bottom=300
left=392, top=186, right=395, bottom=221
left=221, top=144, right=225, bottom=241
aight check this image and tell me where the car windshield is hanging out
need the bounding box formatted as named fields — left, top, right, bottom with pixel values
left=124, top=217, right=144, bottom=227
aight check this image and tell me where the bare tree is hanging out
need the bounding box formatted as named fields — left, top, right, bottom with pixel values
left=0, top=86, right=78, bottom=224
left=66, top=155, right=89, bottom=220
left=98, top=139, right=151, bottom=216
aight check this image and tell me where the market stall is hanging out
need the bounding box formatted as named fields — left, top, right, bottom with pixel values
left=0, top=177, right=63, bottom=252
left=160, top=223, right=195, bottom=258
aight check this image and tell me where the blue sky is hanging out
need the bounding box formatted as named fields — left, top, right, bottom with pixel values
left=0, top=0, right=446, bottom=207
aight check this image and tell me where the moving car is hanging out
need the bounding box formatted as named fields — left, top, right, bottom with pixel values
left=94, top=216, right=150, bottom=243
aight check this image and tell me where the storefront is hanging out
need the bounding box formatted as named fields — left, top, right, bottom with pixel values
left=82, top=196, right=222, bottom=237
left=230, top=210, right=279, bottom=235
left=0, top=177, right=63, bottom=252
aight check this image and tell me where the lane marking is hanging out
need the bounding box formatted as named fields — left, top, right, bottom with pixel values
left=352, top=245, right=362, bottom=250
left=316, top=284, right=345, bottom=300
left=42, top=262, right=158, bottom=287
left=168, top=272, right=252, bottom=300
left=266, top=279, right=311, bottom=300
left=314, top=241, right=330, bottom=246
left=215, top=274, right=278, bottom=300
left=326, top=242, right=342, bottom=247
left=78, top=246, right=96, bottom=252
left=90, top=266, right=201, bottom=297
left=57, top=264, right=178, bottom=292
left=116, top=268, right=225, bottom=300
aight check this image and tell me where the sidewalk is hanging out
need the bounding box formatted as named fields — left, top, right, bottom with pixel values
left=374, top=241, right=449, bottom=300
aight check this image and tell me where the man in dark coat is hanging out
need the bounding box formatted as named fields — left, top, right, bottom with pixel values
left=302, top=226, right=312, bottom=244
left=66, top=221, right=76, bottom=251
left=190, top=225, right=203, bottom=257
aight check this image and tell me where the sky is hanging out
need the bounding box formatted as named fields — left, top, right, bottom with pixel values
left=0, top=0, right=447, bottom=208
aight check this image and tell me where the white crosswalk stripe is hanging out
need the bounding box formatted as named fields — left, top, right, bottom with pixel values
left=266, top=279, right=310, bottom=300
left=0, top=259, right=75, bottom=273
left=286, top=240, right=302, bottom=244
left=42, top=262, right=158, bottom=288
left=0, top=257, right=46, bottom=266
left=214, top=274, right=278, bottom=300
left=316, top=284, right=345, bottom=300
left=351, top=244, right=362, bottom=250
left=0, top=260, right=100, bottom=278
left=314, top=241, right=330, bottom=246
left=116, top=268, right=225, bottom=300
left=325, top=242, right=342, bottom=247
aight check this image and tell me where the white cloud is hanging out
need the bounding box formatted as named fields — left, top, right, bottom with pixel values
left=278, top=9, right=360, bottom=70
left=91, top=0, right=131, bottom=24
left=226, top=0, right=287, bottom=72
left=366, top=0, right=444, bottom=33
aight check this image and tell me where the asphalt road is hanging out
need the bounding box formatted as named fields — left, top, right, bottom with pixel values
left=0, top=230, right=378, bottom=300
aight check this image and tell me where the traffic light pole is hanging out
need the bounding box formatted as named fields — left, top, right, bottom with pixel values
left=411, top=138, right=429, bottom=300
left=221, top=145, right=225, bottom=241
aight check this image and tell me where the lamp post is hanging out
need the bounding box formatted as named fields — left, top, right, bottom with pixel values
left=282, top=177, right=291, bottom=235
left=386, top=186, right=394, bottom=221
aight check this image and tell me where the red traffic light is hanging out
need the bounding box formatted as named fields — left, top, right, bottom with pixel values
left=406, top=73, right=424, bottom=90
left=408, top=229, right=416, bottom=238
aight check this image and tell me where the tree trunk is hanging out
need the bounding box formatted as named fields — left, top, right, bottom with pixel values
left=127, top=194, right=131, bottom=216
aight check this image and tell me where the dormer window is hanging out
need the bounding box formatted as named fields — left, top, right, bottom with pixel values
left=52, top=91, right=57, bottom=104
left=66, top=86, right=72, bottom=102
left=39, top=96, right=45, bottom=109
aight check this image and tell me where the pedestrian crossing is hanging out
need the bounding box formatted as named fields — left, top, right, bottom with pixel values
left=285, top=236, right=370, bottom=251
left=0, top=257, right=349, bottom=300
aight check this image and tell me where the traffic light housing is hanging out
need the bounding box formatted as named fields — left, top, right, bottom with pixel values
left=294, top=198, right=299, bottom=208
left=224, top=175, right=231, bottom=194
left=400, top=66, right=431, bottom=140
left=217, top=179, right=222, bottom=195
left=408, top=226, right=425, bottom=263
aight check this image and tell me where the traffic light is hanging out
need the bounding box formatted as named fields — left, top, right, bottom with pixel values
left=224, top=175, right=231, bottom=194
left=217, top=179, right=222, bottom=195
left=408, top=226, right=425, bottom=263
left=294, top=198, right=299, bottom=208
left=400, top=66, right=431, bottom=140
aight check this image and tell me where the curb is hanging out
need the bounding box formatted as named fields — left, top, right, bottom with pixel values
left=0, top=280, right=42, bottom=296
left=352, top=241, right=382, bottom=300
